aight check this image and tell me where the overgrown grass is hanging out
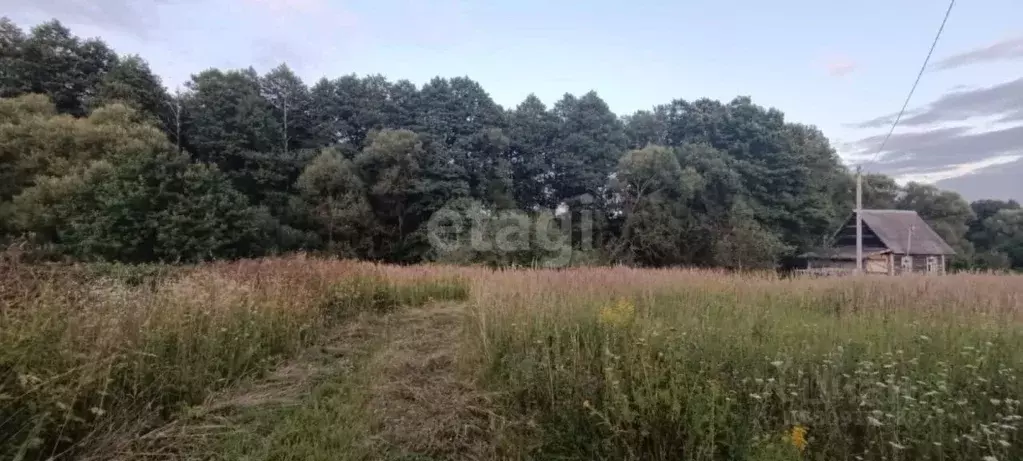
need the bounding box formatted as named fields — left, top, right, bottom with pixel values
left=7, top=257, right=1022, bottom=460
left=465, top=269, right=1023, bottom=460
left=0, top=256, right=470, bottom=460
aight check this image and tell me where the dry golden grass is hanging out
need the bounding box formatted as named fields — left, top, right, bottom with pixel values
left=0, top=255, right=469, bottom=460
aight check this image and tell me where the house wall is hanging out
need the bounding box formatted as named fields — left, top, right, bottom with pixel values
left=893, top=254, right=945, bottom=274
left=807, top=254, right=891, bottom=274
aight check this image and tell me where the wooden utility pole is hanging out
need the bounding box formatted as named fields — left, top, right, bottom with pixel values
left=855, top=167, right=863, bottom=274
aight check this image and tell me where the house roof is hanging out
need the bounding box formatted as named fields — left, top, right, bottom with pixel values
left=858, top=210, right=956, bottom=255
left=801, top=248, right=890, bottom=260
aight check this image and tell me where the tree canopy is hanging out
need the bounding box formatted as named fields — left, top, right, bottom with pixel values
left=0, top=18, right=1019, bottom=270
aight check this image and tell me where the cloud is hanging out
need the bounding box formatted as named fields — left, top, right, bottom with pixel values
left=936, top=158, right=1023, bottom=201
left=897, top=154, right=1023, bottom=184
left=898, top=78, right=1023, bottom=126
left=4, top=0, right=173, bottom=38
left=931, top=35, right=1023, bottom=71
left=851, top=77, right=1023, bottom=130
left=855, top=123, right=1023, bottom=172
left=243, top=0, right=324, bottom=13
left=824, top=56, right=857, bottom=77
left=850, top=112, right=900, bottom=129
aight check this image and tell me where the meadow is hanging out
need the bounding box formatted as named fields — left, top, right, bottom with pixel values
left=2, top=255, right=1022, bottom=460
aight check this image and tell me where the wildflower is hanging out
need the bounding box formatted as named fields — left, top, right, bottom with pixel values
left=788, top=425, right=807, bottom=452
left=598, top=298, right=635, bottom=328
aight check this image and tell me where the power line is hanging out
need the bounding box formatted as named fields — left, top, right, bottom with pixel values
left=868, top=0, right=956, bottom=165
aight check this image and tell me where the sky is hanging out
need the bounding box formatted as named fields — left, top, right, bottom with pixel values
left=3, top=0, right=1022, bottom=201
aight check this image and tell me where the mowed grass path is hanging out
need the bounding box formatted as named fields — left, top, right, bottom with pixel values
left=147, top=302, right=491, bottom=461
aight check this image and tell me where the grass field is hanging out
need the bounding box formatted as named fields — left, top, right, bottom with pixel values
left=2, top=256, right=1022, bottom=460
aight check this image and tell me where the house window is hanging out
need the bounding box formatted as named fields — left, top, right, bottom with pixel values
left=900, top=255, right=913, bottom=273
left=927, top=256, right=940, bottom=274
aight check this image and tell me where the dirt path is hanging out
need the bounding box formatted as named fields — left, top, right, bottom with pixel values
left=104, top=303, right=497, bottom=461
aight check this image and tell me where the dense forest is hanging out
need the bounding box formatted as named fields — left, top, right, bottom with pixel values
left=1, top=18, right=1020, bottom=270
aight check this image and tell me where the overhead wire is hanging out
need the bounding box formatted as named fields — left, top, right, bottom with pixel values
left=866, top=0, right=957, bottom=166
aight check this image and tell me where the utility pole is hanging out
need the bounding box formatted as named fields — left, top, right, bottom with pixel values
left=855, top=166, right=863, bottom=274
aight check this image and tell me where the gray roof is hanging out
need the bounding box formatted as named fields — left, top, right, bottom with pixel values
left=802, top=247, right=890, bottom=260
left=859, top=210, right=956, bottom=255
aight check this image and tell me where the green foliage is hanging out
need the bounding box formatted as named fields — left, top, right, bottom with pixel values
left=60, top=150, right=274, bottom=262
left=296, top=149, right=372, bottom=255
left=0, top=16, right=1017, bottom=268
left=0, top=20, right=117, bottom=115
left=89, top=54, right=171, bottom=128
left=11, top=144, right=275, bottom=262
left=0, top=95, right=168, bottom=201
left=354, top=129, right=438, bottom=261
left=897, top=182, right=976, bottom=257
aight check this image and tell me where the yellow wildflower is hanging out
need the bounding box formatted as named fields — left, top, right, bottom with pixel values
left=789, top=425, right=808, bottom=452
left=598, top=297, right=635, bottom=328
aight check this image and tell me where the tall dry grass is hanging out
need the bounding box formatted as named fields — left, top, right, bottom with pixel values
left=464, top=268, right=1023, bottom=460
left=0, top=255, right=469, bottom=460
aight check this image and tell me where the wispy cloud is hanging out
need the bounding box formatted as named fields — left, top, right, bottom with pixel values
left=850, top=77, right=1023, bottom=131
left=7, top=0, right=175, bottom=38
left=935, top=158, right=1023, bottom=200
left=896, top=154, right=1023, bottom=184
left=242, top=0, right=324, bottom=13
left=931, top=35, right=1023, bottom=71
left=824, top=56, right=857, bottom=77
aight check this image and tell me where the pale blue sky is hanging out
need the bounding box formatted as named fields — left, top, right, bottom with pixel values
left=4, top=0, right=1023, bottom=199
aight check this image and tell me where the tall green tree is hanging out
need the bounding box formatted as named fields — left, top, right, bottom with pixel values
left=660, top=97, right=847, bottom=250
left=980, top=209, right=1023, bottom=269
left=415, top=77, right=509, bottom=207
left=896, top=182, right=975, bottom=257
left=549, top=91, right=627, bottom=207
left=968, top=199, right=1021, bottom=251
left=181, top=68, right=283, bottom=201
left=90, top=55, right=171, bottom=130
left=0, top=18, right=27, bottom=98
left=610, top=145, right=700, bottom=265
left=354, top=129, right=433, bottom=261
left=11, top=20, right=117, bottom=115
left=308, top=74, right=413, bottom=149
left=623, top=108, right=668, bottom=149
left=507, top=95, right=558, bottom=210
left=261, top=64, right=313, bottom=153
left=296, top=148, right=372, bottom=254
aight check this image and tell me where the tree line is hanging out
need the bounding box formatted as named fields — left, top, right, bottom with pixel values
left=1, top=18, right=1020, bottom=270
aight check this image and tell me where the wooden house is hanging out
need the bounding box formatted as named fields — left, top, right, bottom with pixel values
left=801, top=210, right=955, bottom=275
